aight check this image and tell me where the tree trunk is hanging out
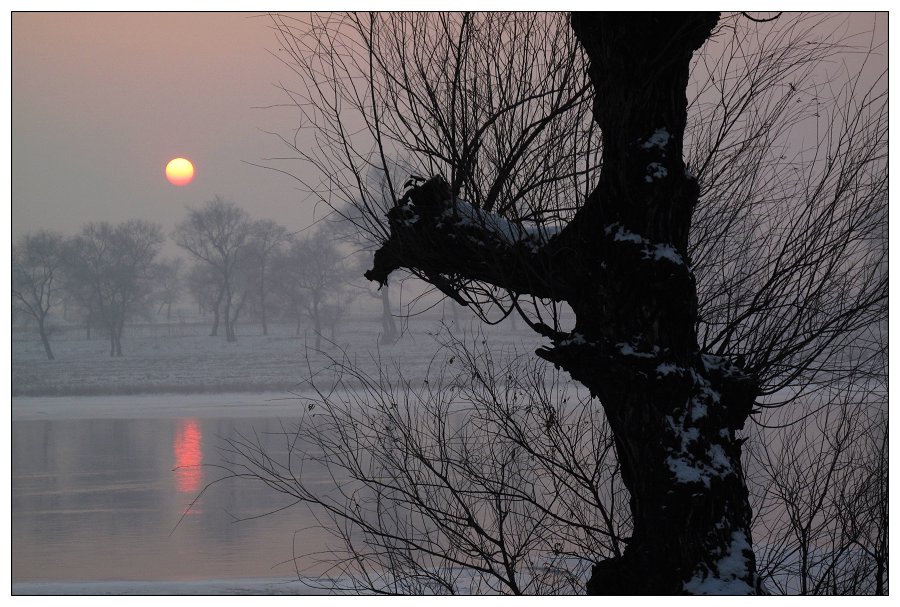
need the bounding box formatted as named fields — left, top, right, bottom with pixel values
left=223, top=282, right=237, bottom=342
left=875, top=556, right=885, bottom=595
left=38, top=317, right=54, bottom=360
left=226, top=290, right=245, bottom=343
left=116, top=319, right=124, bottom=356
left=225, top=312, right=237, bottom=342
left=312, top=299, right=322, bottom=350
left=365, top=12, right=760, bottom=595
left=380, top=286, right=398, bottom=344
left=108, top=320, right=124, bottom=357
left=260, top=278, right=269, bottom=336
left=210, top=305, right=221, bottom=336
left=210, top=286, right=225, bottom=337
left=564, top=13, right=758, bottom=594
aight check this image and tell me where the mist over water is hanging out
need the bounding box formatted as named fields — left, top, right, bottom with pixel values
left=12, top=313, right=536, bottom=589
left=10, top=11, right=887, bottom=595
left=12, top=414, right=334, bottom=583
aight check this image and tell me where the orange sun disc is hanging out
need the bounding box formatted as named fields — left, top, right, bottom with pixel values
left=166, top=158, right=195, bottom=186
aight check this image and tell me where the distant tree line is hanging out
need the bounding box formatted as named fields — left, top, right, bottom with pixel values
left=12, top=198, right=372, bottom=359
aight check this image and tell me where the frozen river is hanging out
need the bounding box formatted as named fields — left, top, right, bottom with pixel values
left=11, top=318, right=551, bottom=594
left=12, top=394, right=339, bottom=594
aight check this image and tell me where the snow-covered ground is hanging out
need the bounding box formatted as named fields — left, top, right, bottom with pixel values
left=12, top=316, right=539, bottom=398
left=13, top=578, right=336, bottom=596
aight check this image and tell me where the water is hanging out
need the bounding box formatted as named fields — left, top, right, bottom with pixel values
left=12, top=413, right=333, bottom=584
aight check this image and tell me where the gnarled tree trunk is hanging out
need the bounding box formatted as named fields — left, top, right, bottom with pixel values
left=366, top=13, right=759, bottom=594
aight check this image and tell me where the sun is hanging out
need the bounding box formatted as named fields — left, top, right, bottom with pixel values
left=165, top=157, right=195, bottom=186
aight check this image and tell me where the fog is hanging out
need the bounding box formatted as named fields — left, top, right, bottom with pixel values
left=11, top=11, right=887, bottom=596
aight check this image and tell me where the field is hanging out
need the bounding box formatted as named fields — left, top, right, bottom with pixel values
left=12, top=312, right=541, bottom=398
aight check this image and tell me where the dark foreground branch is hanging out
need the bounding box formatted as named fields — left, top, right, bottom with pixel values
left=365, top=176, right=573, bottom=302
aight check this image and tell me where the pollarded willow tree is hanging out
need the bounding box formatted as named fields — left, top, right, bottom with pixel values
left=254, top=11, right=886, bottom=594
left=364, top=13, right=761, bottom=594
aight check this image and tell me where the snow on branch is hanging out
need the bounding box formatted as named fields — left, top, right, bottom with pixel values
left=365, top=176, right=569, bottom=301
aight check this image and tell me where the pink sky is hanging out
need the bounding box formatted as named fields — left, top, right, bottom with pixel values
left=12, top=12, right=314, bottom=245
left=11, top=12, right=887, bottom=252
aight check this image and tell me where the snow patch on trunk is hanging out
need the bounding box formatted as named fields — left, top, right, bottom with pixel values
left=645, top=162, right=668, bottom=182
left=664, top=367, right=734, bottom=488
left=604, top=223, right=685, bottom=266
left=616, top=341, right=658, bottom=358
left=607, top=224, right=647, bottom=244
left=644, top=243, right=684, bottom=265
left=683, top=531, right=754, bottom=595
left=656, top=362, right=683, bottom=376
left=641, top=127, right=670, bottom=151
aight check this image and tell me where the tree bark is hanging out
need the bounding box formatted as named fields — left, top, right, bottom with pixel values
left=569, top=13, right=758, bottom=595
left=366, top=12, right=760, bottom=594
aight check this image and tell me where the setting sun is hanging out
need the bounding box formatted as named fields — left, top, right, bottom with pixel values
left=165, top=157, right=194, bottom=186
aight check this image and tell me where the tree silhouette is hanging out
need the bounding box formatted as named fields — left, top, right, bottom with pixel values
left=251, top=12, right=886, bottom=594
left=12, top=231, right=66, bottom=360
left=174, top=197, right=253, bottom=342
left=67, top=220, right=163, bottom=356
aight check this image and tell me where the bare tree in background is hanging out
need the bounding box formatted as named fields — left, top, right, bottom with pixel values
left=12, top=231, right=66, bottom=360
left=328, top=196, right=403, bottom=345
left=154, top=257, right=183, bottom=323
left=186, top=263, right=222, bottom=322
left=271, top=230, right=354, bottom=349
left=67, top=220, right=163, bottom=357
left=59, top=239, right=101, bottom=341
left=247, top=219, right=290, bottom=335
left=375, top=282, right=399, bottom=345
left=174, top=197, right=253, bottom=342
left=246, top=11, right=886, bottom=594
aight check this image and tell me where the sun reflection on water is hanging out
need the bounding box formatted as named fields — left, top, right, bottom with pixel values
left=174, top=418, right=202, bottom=494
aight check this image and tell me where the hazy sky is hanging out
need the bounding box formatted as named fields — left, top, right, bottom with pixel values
left=12, top=12, right=313, bottom=245
left=11, top=11, right=887, bottom=253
